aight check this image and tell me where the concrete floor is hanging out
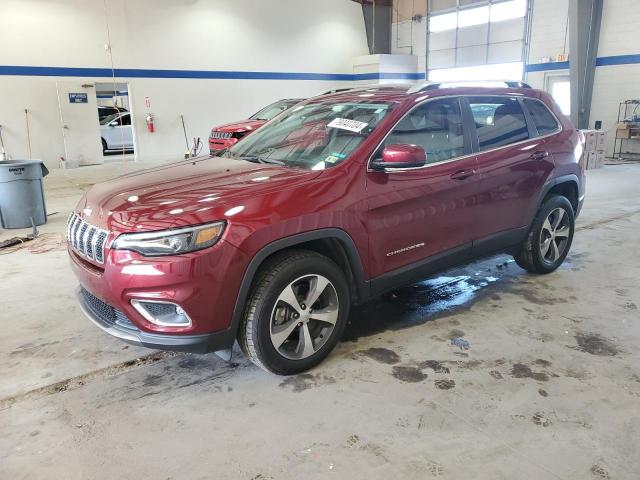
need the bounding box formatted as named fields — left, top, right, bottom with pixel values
left=1, top=162, right=639, bottom=479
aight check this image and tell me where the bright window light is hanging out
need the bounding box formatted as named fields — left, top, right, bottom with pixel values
left=429, top=12, right=457, bottom=32
left=428, top=62, right=524, bottom=82
left=458, top=5, right=490, bottom=28
left=490, top=0, right=526, bottom=23
left=551, top=81, right=571, bottom=115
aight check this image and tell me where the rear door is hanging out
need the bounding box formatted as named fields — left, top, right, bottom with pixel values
left=465, top=95, right=555, bottom=248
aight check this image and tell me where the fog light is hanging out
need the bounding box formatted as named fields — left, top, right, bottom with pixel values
left=130, top=299, right=192, bottom=327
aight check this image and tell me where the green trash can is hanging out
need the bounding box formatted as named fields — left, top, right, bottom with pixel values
left=0, top=160, right=49, bottom=229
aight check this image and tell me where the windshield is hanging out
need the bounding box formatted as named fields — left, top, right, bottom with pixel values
left=249, top=99, right=303, bottom=121
left=100, top=113, right=121, bottom=125
left=224, top=100, right=394, bottom=170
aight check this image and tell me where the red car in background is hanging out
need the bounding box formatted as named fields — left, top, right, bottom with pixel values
left=209, top=98, right=304, bottom=154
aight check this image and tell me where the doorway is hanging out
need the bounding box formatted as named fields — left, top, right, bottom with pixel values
left=95, top=82, right=135, bottom=159
left=545, top=73, right=570, bottom=116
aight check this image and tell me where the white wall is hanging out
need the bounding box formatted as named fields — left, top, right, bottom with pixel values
left=0, top=0, right=368, bottom=166
left=523, top=0, right=569, bottom=90
left=590, top=0, right=640, bottom=156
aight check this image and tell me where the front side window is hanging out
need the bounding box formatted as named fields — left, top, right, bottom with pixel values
left=468, top=96, right=529, bottom=151
left=381, top=98, right=465, bottom=164
left=523, top=98, right=559, bottom=136
left=224, top=100, right=395, bottom=170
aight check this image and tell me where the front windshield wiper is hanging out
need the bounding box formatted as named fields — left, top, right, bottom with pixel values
left=239, top=155, right=285, bottom=166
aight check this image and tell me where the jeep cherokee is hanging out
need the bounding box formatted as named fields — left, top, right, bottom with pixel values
left=68, top=81, right=585, bottom=374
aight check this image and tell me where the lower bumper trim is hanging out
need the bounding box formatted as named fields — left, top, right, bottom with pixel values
left=76, top=286, right=235, bottom=354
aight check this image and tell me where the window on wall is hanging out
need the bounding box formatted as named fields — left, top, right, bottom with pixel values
left=427, top=0, right=529, bottom=81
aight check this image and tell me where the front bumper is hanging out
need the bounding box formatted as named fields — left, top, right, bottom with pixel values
left=76, top=286, right=234, bottom=353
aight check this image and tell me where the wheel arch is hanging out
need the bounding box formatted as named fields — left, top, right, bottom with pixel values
left=228, top=228, right=369, bottom=340
left=535, top=174, right=580, bottom=218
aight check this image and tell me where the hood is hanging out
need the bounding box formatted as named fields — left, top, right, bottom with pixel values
left=78, top=157, right=322, bottom=233
left=211, top=119, right=266, bottom=134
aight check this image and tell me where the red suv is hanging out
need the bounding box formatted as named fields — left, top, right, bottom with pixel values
left=208, top=98, right=304, bottom=154
left=69, top=82, right=584, bottom=375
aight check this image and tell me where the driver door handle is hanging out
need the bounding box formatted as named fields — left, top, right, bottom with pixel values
left=530, top=150, right=550, bottom=160
left=450, top=169, right=476, bottom=180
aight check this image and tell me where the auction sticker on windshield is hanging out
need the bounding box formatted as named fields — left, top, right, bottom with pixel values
left=327, top=118, right=368, bottom=133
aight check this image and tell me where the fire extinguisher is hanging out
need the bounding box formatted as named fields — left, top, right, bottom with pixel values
left=145, top=113, right=155, bottom=133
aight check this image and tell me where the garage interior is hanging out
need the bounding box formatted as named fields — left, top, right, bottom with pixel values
left=1, top=1, right=639, bottom=479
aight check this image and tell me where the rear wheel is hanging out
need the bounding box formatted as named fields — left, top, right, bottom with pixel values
left=238, top=250, right=350, bottom=375
left=514, top=195, right=575, bottom=274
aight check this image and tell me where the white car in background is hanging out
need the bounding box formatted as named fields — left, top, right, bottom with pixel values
left=100, top=112, right=133, bottom=153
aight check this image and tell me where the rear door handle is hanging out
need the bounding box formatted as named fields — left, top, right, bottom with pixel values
left=530, top=150, right=550, bottom=160
left=450, top=169, right=476, bottom=180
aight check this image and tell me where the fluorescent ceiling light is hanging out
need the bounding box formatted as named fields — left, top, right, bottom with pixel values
left=490, top=0, right=526, bottom=22
left=458, top=5, right=490, bottom=28
left=429, top=11, right=457, bottom=32
left=428, top=62, right=524, bottom=82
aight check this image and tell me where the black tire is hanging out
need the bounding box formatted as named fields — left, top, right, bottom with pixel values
left=238, top=249, right=350, bottom=375
left=514, top=195, right=575, bottom=274
left=101, top=138, right=108, bottom=154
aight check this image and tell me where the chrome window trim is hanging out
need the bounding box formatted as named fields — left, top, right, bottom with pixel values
left=367, top=94, right=563, bottom=173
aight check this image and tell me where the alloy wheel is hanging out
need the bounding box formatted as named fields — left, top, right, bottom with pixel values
left=539, top=207, right=571, bottom=263
left=269, top=274, right=339, bottom=360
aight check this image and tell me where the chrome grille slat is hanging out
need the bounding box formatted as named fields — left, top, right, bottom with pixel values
left=210, top=131, right=232, bottom=140
left=68, top=214, right=108, bottom=264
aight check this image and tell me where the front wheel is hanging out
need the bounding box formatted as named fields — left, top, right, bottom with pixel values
left=514, top=195, right=575, bottom=274
left=238, top=250, right=350, bottom=375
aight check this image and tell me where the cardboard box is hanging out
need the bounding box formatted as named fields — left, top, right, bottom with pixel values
left=616, top=124, right=631, bottom=139
left=596, top=131, right=606, bottom=152
left=586, top=151, right=598, bottom=170
left=582, top=129, right=598, bottom=151
left=596, top=151, right=605, bottom=168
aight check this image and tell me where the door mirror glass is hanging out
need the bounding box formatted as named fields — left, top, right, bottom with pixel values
left=372, top=144, right=427, bottom=170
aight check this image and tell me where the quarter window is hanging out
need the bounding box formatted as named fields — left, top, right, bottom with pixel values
left=468, top=96, right=529, bottom=151
left=524, top=99, right=559, bottom=136
left=383, top=98, right=465, bottom=164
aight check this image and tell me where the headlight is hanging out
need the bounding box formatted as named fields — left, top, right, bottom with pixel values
left=112, top=221, right=225, bottom=256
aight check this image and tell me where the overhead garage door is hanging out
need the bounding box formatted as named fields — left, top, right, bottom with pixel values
left=427, top=0, right=530, bottom=82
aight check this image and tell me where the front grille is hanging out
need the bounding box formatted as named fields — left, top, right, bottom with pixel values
left=210, top=131, right=233, bottom=140
left=66, top=213, right=108, bottom=264
left=80, top=287, right=138, bottom=331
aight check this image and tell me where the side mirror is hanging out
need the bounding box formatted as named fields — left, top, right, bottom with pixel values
left=372, top=144, right=427, bottom=170
left=109, top=121, right=118, bottom=127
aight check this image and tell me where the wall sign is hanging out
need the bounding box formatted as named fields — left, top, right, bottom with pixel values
left=68, top=93, right=88, bottom=103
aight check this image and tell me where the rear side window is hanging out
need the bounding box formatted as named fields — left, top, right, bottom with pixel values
left=524, top=98, right=559, bottom=136
left=468, top=96, right=529, bottom=151
left=383, top=98, right=465, bottom=164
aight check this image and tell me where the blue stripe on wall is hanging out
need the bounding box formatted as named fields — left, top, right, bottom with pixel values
left=525, top=61, right=570, bottom=72
left=0, top=65, right=426, bottom=81
left=526, top=54, right=640, bottom=73
left=595, top=54, right=640, bottom=66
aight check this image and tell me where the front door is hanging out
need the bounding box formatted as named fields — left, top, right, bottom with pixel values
left=56, top=82, right=103, bottom=166
left=364, top=97, right=479, bottom=287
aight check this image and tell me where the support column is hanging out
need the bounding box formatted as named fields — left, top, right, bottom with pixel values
left=360, top=0, right=392, bottom=55
left=569, top=0, right=603, bottom=129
